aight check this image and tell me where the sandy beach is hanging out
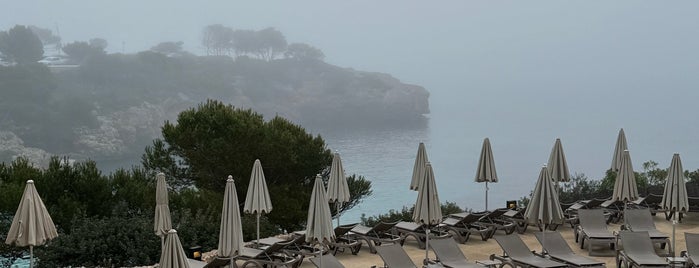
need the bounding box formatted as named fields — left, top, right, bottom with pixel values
left=285, top=213, right=699, bottom=268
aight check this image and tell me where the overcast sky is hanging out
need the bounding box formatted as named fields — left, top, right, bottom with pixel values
left=4, top=1, right=699, bottom=177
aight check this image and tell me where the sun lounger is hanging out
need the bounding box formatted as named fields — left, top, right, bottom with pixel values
left=310, top=254, right=345, bottom=268
left=491, top=235, right=568, bottom=268
left=235, top=240, right=303, bottom=268
left=374, top=243, right=420, bottom=268
left=624, top=209, right=671, bottom=255
left=575, top=209, right=617, bottom=256
left=502, top=208, right=530, bottom=234
left=329, top=223, right=362, bottom=255
left=201, top=257, right=232, bottom=268
left=350, top=221, right=403, bottom=254
left=600, top=199, right=624, bottom=224
left=439, top=212, right=494, bottom=243
left=395, top=221, right=451, bottom=249
left=564, top=199, right=605, bottom=228
left=617, top=231, right=670, bottom=268
left=429, top=237, right=484, bottom=268
left=475, top=208, right=516, bottom=235
left=681, top=233, right=698, bottom=267
left=534, top=232, right=605, bottom=267
left=281, top=233, right=326, bottom=258
left=632, top=194, right=663, bottom=213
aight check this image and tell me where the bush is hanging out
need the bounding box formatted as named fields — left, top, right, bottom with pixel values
left=360, top=202, right=464, bottom=227
left=35, top=214, right=159, bottom=267
left=559, top=173, right=602, bottom=203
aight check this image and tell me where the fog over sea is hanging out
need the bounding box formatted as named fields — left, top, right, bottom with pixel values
left=12, top=1, right=698, bottom=222
left=323, top=84, right=699, bottom=223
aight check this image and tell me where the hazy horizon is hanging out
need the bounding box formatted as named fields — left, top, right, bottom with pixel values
left=4, top=1, right=699, bottom=188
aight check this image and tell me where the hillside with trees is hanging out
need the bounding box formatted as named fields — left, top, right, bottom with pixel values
left=0, top=24, right=430, bottom=166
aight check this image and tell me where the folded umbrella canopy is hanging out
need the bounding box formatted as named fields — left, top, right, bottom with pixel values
left=660, top=153, right=689, bottom=257
left=610, top=128, right=628, bottom=172
left=159, top=229, right=190, bottom=268
left=5, top=180, right=58, bottom=268
left=547, top=138, right=571, bottom=184
left=326, top=152, right=350, bottom=227
left=612, top=150, right=639, bottom=226
left=154, top=173, right=172, bottom=249
left=413, top=162, right=442, bottom=264
left=475, top=138, right=498, bottom=211
left=524, top=166, right=564, bottom=228
left=524, top=166, right=564, bottom=252
left=244, top=159, right=272, bottom=246
left=410, top=142, right=429, bottom=191
left=218, top=176, right=244, bottom=258
left=306, top=174, right=335, bottom=267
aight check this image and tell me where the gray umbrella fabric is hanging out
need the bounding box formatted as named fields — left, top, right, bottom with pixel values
left=610, top=128, right=628, bottom=172
left=661, top=154, right=689, bottom=213
left=326, top=152, right=350, bottom=227
left=524, top=166, right=564, bottom=226
left=547, top=138, right=571, bottom=183
left=612, top=150, right=639, bottom=202
left=218, top=176, right=244, bottom=258
left=661, top=154, right=689, bottom=257
left=410, top=142, right=429, bottom=191
left=474, top=138, right=498, bottom=210
left=413, top=162, right=442, bottom=264
left=306, top=175, right=335, bottom=267
left=159, top=229, right=191, bottom=268
left=5, top=180, right=58, bottom=268
left=306, top=174, right=335, bottom=244
left=154, top=173, right=172, bottom=248
left=244, top=159, right=272, bottom=246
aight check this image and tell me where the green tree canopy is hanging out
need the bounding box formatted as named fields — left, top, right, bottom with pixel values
left=202, top=24, right=234, bottom=56
left=284, top=43, right=325, bottom=61
left=0, top=25, right=44, bottom=64
left=142, top=100, right=371, bottom=231
left=151, top=41, right=184, bottom=55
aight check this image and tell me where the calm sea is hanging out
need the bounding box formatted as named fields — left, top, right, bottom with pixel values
left=97, top=88, right=699, bottom=225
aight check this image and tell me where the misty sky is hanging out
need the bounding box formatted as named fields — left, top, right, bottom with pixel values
left=4, top=1, right=699, bottom=178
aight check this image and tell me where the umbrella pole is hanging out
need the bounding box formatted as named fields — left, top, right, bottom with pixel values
left=425, top=226, right=430, bottom=265
left=30, top=245, right=33, bottom=268
left=672, top=179, right=679, bottom=258
left=336, top=202, right=341, bottom=228
left=256, top=213, right=260, bottom=246
left=623, top=202, right=627, bottom=228
left=485, top=181, right=488, bottom=211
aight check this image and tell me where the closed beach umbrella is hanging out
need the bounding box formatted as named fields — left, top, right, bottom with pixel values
left=5, top=180, right=58, bottom=268
left=159, top=229, right=191, bottom=268
left=306, top=174, right=335, bottom=267
left=475, top=138, right=498, bottom=211
left=218, top=176, right=244, bottom=258
left=612, top=150, right=639, bottom=226
left=244, top=159, right=272, bottom=246
left=547, top=138, right=571, bottom=183
left=610, top=128, right=628, bottom=172
left=413, top=162, right=442, bottom=264
left=410, top=142, right=429, bottom=191
left=154, top=173, right=172, bottom=249
left=524, top=166, right=564, bottom=228
left=660, top=153, right=689, bottom=257
left=612, top=150, right=639, bottom=202
left=326, top=152, right=350, bottom=227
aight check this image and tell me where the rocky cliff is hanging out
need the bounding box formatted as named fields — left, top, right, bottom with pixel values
left=0, top=54, right=429, bottom=167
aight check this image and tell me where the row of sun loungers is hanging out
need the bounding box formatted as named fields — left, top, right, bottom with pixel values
left=197, top=202, right=693, bottom=268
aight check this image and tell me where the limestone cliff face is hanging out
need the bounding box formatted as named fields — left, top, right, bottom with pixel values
left=1, top=55, right=430, bottom=165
